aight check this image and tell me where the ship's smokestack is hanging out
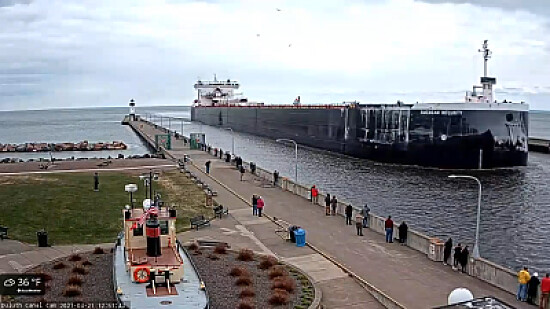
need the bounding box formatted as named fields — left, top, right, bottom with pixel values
left=146, top=214, right=161, bottom=257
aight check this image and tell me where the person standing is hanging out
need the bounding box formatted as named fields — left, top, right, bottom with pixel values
left=540, top=273, right=550, bottom=309
left=398, top=221, right=408, bottom=245
left=345, top=204, right=353, bottom=225
left=362, top=204, right=370, bottom=228
left=443, top=238, right=453, bottom=266
left=311, top=185, right=319, bottom=205
left=239, top=165, right=245, bottom=181
left=355, top=211, right=363, bottom=236
left=273, top=170, right=279, bottom=186
left=527, top=272, right=540, bottom=305
left=460, top=246, right=469, bottom=273
left=517, top=267, right=531, bottom=302
left=256, top=196, right=264, bottom=217
left=325, top=194, right=331, bottom=216
left=331, top=196, right=338, bottom=216
left=205, top=160, right=211, bottom=174
left=252, top=194, right=258, bottom=216
left=453, top=243, right=462, bottom=270
left=384, top=216, right=394, bottom=243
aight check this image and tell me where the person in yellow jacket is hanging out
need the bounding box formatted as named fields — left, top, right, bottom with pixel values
left=517, top=266, right=531, bottom=302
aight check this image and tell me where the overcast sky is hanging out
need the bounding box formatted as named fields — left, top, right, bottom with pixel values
left=1, top=0, right=549, bottom=111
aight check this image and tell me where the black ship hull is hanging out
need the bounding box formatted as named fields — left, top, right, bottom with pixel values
left=191, top=104, right=528, bottom=169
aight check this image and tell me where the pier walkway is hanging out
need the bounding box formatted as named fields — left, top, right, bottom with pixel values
left=130, top=119, right=530, bottom=309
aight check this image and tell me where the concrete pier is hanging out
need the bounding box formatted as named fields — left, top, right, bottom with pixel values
left=128, top=118, right=535, bottom=308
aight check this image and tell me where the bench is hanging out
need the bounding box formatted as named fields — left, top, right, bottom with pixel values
left=190, top=215, right=210, bottom=230
left=206, top=187, right=218, bottom=196
left=0, top=226, right=8, bottom=240
left=213, top=205, right=229, bottom=219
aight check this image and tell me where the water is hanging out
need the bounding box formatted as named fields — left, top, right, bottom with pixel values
left=1, top=106, right=549, bottom=275
left=0, top=107, right=150, bottom=160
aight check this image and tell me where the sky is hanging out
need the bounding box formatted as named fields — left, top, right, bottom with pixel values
left=0, top=0, right=549, bottom=111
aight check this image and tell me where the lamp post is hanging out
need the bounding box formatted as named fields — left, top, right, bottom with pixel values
left=225, top=127, right=234, bottom=155
left=276, top=138, right=298, bottom=183
left=125, top=184, right=138, bottom=209
left=448, top=174, right=482, bottom=259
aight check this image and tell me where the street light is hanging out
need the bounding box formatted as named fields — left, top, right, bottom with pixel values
left=125, top=184, right=138, bottom=209
left=448, top=174, right=482, bottom=259
left=225, top=127, right=234, bottom=155
left=276, top=138, right=298, bottom=183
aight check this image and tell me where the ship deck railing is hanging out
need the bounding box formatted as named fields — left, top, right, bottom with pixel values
left=194, top=103, right=355, bottom=109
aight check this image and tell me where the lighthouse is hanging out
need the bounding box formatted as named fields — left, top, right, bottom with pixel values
left=129, top=99, right=136, bottom=121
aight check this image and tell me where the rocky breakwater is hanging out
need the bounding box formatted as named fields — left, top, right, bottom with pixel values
left=0, top=141, right=127, bottom=152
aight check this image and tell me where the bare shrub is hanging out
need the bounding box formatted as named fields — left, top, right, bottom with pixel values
left=268, top=289, right=290, bottom=305
left=67, top=275, right=83, bottom=286
left=188, top=242, right=199, bottom=251
left=229, top=266, right=249, bottom=277
left=268, top=266, right=288, bottom=280
left=237, top=248, right=254, bottom=261
left=93, top=247, right=105, bottom=254
left=68, top=254, right=82, bottom=262
left=237, top=300, right=255, bottom=309
left=235, top=276, right=252, bottom=287
left=258, top=255, right=278, bottom=270
left=36, top=271, right=52, bottom=282
left=271, top=276, right=296, bottom=293
left=213, top=244, right=227, bottom=254
left=62, top=285, right=82, bottom=297
left=239, top=287, right=255, bottom=298
left=52, top=262, right=67, bottom=270
left=71, top=265, right=88, bottom=275
left=82, top=260, right=92, bottom=266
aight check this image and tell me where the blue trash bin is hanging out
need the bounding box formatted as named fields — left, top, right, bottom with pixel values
left=294, top=228, right=306, bottom=247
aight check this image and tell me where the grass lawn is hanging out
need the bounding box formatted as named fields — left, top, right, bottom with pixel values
left=155, top=171, right=214, bottom=232
left=0, top=170, right=212, bottom=244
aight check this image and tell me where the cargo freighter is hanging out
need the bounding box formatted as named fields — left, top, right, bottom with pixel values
left=191, top=41, right=528, bottom=169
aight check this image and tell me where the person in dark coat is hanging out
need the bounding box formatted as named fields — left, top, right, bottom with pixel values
left=205, top=160, right=211, bottom=174
left=453, top=243, right=462, bottom=269
left=252, top=194, right=258, bottom=216
left=325, top=194, right=331, bottom=216
left=527, top=272, right=540, bottom=305
left=398, top=221, right=408, bottom=245
left=443, top=238, right=453, bottom=266
left=331, top=196, right=338, bottom=216
left=460, top=246, right=469, bottom=273
left=273, top=170, right=279, bottom=185
left=345, top=204, right=353, bottom=225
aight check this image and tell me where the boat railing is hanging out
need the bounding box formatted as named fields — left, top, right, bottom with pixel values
left=196, top=103, right=350, bottom=109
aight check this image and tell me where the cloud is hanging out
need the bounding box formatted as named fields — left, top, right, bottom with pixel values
left=415, top=0, right=550, bottom=18
left=0, top=0, right=549, bottom=111
left=0, top=0, right=31, bottom=7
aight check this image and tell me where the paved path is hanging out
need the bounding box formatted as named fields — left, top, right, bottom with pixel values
left=178, top=195, right=384, bottom=309
left=133, top=119, right=530, bottom=308
left=0, top=240, right=112, bottom=274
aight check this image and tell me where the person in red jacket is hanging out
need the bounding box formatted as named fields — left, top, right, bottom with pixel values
left=256, top=196, right=265, bottom=217
left=385, top=216, right=394, bottom=243
left=311, top=185, right=319, bottom=205
left=541, top=273, right=550, bottom=309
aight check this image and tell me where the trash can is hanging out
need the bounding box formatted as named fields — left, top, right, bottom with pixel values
left=37, top=230, right=48, bottom=247
left=225, top=153, right=231, bottom=163
left=288, top=226, right=298, bottom=243
left=249, top=162, right=256, bottom=174
left=428, top=238, right=444, bottom=261
left=294, top=228, right=306, bottom=247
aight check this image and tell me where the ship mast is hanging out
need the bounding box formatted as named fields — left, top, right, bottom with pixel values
left=478, top=40, right=492, bottom=77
